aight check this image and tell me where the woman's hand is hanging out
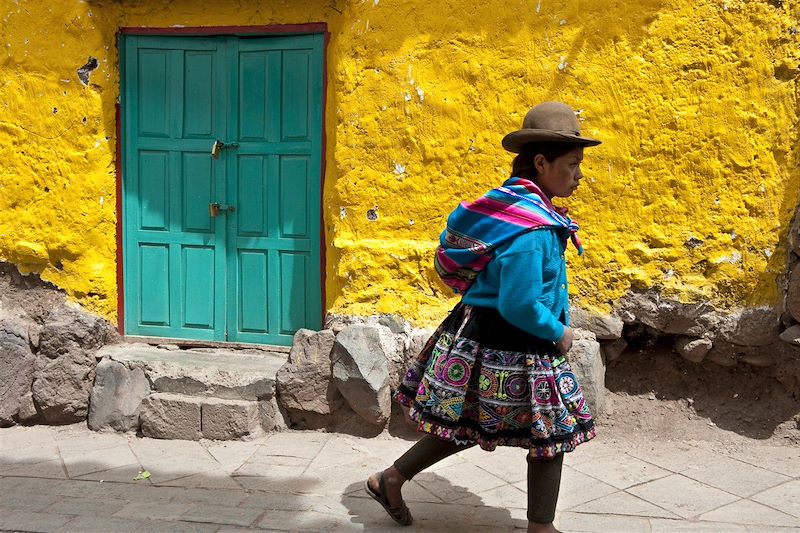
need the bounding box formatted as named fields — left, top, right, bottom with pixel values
left=555, top=326, right=574, bottom=355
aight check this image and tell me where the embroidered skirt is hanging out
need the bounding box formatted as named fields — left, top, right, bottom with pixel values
left=395, top=303, right=595, bottom=458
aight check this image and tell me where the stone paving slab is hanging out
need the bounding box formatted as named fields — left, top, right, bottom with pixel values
left=1, top=423, right=800, bottom=532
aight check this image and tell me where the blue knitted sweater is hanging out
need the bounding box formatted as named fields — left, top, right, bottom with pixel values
left=461, top=227, right=570, bottom=342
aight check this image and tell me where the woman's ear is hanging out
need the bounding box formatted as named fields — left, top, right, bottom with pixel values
left=533, top=153, right=546, bottom=175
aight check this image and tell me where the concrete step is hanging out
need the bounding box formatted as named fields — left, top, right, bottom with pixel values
left=88, top=343, right=288, bottom=441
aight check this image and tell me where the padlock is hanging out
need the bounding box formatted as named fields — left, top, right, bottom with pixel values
left=209, top=203, right=220, bottom=217
left=211, top=140, right=222, bottom=160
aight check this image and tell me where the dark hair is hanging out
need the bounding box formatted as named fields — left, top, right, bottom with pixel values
left=510, top=142, right=579, bottom=179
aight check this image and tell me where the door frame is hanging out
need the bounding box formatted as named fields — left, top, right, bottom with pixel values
left=115, top=23, right=330, bottom=340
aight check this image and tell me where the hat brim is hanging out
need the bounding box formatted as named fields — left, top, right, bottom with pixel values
left=502, top=129, right=601, bottom=153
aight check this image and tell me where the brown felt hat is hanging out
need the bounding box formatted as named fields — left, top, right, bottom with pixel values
left=502, top=101, right=601, bottom=153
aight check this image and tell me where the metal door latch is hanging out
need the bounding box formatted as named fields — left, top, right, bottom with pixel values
left=209, top=203, right=236, bottom=217
left=211, top=140, right=239, bottom=160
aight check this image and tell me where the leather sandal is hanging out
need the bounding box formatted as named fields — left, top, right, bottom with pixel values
left=364, top=472, right=413, bottom=526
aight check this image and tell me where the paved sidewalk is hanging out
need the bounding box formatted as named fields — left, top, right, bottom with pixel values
left=1, top=424, right=799, bottom=532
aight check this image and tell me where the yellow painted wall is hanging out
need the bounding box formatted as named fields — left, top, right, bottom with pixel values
left=1, top=0, right=798, bottom=326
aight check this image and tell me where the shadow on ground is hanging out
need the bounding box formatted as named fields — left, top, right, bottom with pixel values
left=604, top=343, right=800, bottom=441
left=341, top=474, right=522, bottom=532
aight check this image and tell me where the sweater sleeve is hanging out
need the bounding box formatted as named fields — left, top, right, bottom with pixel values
left=495, top=235, right=565, bottom=343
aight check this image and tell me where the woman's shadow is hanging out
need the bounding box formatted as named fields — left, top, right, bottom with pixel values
left=340, top=471, right=525, bottom=531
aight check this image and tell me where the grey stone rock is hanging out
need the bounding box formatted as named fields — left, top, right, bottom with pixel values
left=705, top=341, right=783, bottom=368
left=789, top=212, right=800, bottom=255
left=276, top=329, right=343, bottom=415
left=27, top=324, right=41, bottom=351
left=39, top=302, right=116, bottom=359
left=259, top=396, right=288, bottom=432
left=616, top=293, right=721, bottom=337
left=0, top=318, right=35, bottom=426
left=378, top=315, right=411, bottom=335
left=326, top=313, right=411, bottom=336
left=139, top=393, right=202, bottom=440
left=568, top=329, right=606, bottom=414
left=32, top=350, right=96, bottom=424
left=600, top=338, right=628, bottom=362
left=17, top=391, right=38, bottom=423
left=88, top=359, right=150, bottom=432
left=570, top=308, right=624, bottom=340
left=201, top=398, right=262, bottom=440
left=780, top=324, right=800, bottom=346
left=406, top=328, right=435, bottom=361
left=788, top=268, right=800, bottom=323
left=718, top=307, right=780, bottom=346
left=331, top=325, right=391, bottom=426
left=706, top=345, right=738, bottom=367
left=740, top=350, right=780, bottom=367
left=98, top=344, right=283, bottom=401
left=674, top=337, right=713, bottom=363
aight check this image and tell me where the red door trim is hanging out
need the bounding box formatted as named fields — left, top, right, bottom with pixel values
left=115, top=23, right=330, bottom=336
left=118, top=23, right=328, bottom=36
left=115, top=102, right=125, bottom=336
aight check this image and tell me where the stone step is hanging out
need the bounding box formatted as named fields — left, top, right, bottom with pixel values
left=88, top=343, right=288, bottom=440
left=98, top=343, right=286, bottom=400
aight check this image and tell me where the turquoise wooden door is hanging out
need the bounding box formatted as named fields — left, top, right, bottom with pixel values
left=122, top=34, right=323, bottom=345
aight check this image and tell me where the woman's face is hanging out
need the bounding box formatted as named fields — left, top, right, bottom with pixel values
left=534, top=146, right=585, bottom=199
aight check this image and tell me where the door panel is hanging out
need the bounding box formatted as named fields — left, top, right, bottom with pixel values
left=182, top=153, right=215, bottom=233
left=138, top=151, right=169, bottom=230
left=279, top=251, right=309, bottom=334
left=226, top=34, right=323, bottom=345
left=123, top=34, right=322, bottom=345
left=183, top=51, right=215, bottom=137
left=181, top=245, right=216, bottom=328
left=124, top=36, right=226, bottom=341
left=238, top=250, right=270, bottom=333
left=139, top=244, right=170, bottom=325
left=137, top=50, right=170, bottom=137
left=237, top=155, right=268, bottom=235
left=279, top=155, right=310, bottom=238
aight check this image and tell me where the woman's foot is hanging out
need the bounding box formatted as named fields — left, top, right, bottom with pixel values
left=365, top=467, right=412, bottom=526
left=366, top=466, right=406, bottom=509
left=527, top=522, right=562, bottom=533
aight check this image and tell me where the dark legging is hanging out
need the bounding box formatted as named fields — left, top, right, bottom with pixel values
left=393, top=435, right=564, bottom=523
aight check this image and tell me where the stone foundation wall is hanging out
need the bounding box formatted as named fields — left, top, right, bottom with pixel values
left=3, top=261, right=798, bottom=440
left=0, top=265, right=119, bottom=427
left=274, top=314, right=606, bottom=431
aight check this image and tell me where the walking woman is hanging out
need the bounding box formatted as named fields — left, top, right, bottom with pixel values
left=365, top=102, right=601, bottom=533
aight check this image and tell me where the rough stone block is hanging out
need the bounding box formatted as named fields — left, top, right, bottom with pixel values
left=38, top=302, right=116, bottom=358
left=600, top=338, right=628, bottom=362
left=88, top=358, right=150, bottom=432
left=788, top=268, right=800, bottom=323
left=406, top=328, right=435, bottom=361
left=0, top=317, right=35, bottom=426
left=706, top=341, right=785, bottom=368
left=718, top=307, right=780, bottom=347
left=32, top=350, right=96, bottom=424
left=98, top=344, right=283, bottom=401
left=201, top=398, right=261, bottom=440
left=570, top=308, right=624, bottom=340
left=276, top=329, right=342, bottom=416
left=331, top=325, right=391, bottom=426
left=789, top=213, right=800, bottom=255
left=259, top=396, right=288, bottom=432
left=568, top=329, right=606, bottom=414
left=17, top=391, right=38, bottom=423
left=616, top=293, right=721, bottom=337
left=779, top=324, right=800, bottom=346
left=674, top=337, right=713, bottom=363
left=140, top=393, right=202, bottom=440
